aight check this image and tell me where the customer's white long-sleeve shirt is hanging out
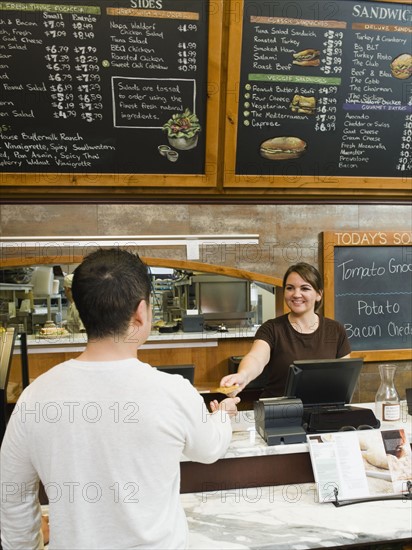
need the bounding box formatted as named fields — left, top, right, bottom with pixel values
left=0, top=358, right=233, bottom=549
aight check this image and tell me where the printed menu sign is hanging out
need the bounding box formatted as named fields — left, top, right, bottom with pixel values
left=0, top=0, right=208, bottom=174
left=308, top=429, right=412, bottom=503
left=234, top=0, right=412, bottom=179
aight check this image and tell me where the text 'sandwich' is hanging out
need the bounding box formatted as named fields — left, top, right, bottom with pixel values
left=259, top=136, right=308, bottom=160
left=390, top=53, right=412, bottom=80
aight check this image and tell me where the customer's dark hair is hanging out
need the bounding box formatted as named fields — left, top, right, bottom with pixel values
left=282, top=262, right=323, bottom=312
left=71, top=248, right=151, bottom=339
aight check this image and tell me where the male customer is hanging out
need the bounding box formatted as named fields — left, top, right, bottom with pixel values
left=1, top=249, right=239, bottom=549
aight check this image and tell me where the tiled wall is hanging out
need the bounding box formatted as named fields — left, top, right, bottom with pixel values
left=1, top=202, right=411, bottom=401
left=2, top=203, right=411, bottom=273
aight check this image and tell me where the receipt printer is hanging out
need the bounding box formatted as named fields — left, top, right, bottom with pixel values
left=254, top=397, right=306, bottom=445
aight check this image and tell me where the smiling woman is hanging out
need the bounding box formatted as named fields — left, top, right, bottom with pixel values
left=219, top=262, right=351, bottom=398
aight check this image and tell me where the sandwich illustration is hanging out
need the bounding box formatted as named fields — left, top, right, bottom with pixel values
left=259, top=136, right=307, bottom=160
left=292, top=49, right=320, bottom=67
left=290, top=95, right=317, bottom=114
left=390, top=53, right=412, bottom=80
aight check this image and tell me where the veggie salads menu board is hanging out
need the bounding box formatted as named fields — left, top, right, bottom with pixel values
left=234, top=0, right=412, bottom=180
left=0, top=0, right=208, bottom=174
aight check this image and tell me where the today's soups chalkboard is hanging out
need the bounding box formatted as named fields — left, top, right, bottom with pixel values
left=0, top=0, right=220, bottom=186
left=224, top=0, right=412, bottom=191
left=323, top=231, right=412, bottom=361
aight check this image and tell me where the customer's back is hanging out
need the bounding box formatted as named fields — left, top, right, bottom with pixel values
left=0, top=249, right=239, bottom=549
left=2, top=357, right=230, bottom=548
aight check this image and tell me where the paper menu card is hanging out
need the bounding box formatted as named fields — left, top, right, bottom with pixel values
left=307, top=429, right=412, bottom=503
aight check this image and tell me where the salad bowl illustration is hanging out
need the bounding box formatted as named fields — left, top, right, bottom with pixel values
left=162, top=108, right=201, bottom=150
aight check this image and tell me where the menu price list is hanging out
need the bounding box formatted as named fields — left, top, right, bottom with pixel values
left=235, top=0, right=412, bottom=179
left=0, top=0, right=208, bottom=174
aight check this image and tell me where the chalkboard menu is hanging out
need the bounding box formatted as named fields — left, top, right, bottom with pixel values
left=323, top=231, right=412, bottom=361
left=224, top=0, right=412, bottom=192
left=0, top=0, right=221, bottom=186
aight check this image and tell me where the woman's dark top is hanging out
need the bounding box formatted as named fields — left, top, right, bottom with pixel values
left=255, top=314, right=351, bottom=397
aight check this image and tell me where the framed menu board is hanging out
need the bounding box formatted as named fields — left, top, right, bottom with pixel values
left=323, top=230, right=412, bottom=361
left=224, top=0, right=412, bottom=196
left=0, top=0, right=223, bottom=188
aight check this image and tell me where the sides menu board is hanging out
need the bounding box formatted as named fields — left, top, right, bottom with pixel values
left=0, top=0, right=221, bottom=187
left=224, top=0, right=412, bottom=193
left=323, top=231, right=412, bottom=361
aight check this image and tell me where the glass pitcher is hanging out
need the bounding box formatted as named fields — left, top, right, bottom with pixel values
left=375, top=364, right=400, bottom=422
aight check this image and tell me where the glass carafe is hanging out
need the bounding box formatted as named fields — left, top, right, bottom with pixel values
left=375, top=364, right=400, bottom=422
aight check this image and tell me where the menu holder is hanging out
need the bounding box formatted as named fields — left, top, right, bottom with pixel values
left=307, top=428, right=412, bottom=505
left=332, top=481, right=412, bottom=507
left=223, top=0, right=411, bottom=197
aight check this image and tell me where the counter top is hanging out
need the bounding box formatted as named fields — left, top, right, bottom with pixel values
left=182, top=482, right=412, bottom=549
left=16, top=327, right=258, bottom=350
left=182, top=405, right=412, bottom=463
left=182, top=410, right=412, bottom=547
left=42, top=482, right=411, bottom=550
left=148, top=327, right=257, bottom=342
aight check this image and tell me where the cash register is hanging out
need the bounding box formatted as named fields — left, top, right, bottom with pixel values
left=255, top=358, right=380, bottom=445
left=285, top=358, right=380, bottom=433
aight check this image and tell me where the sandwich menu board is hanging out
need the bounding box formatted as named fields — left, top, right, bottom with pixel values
left=0, top=0, right=218, bottom=186
left=224, top=0, right=412, bottom=191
